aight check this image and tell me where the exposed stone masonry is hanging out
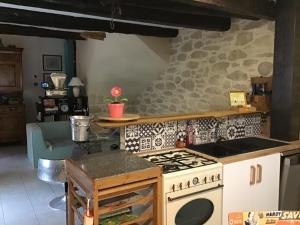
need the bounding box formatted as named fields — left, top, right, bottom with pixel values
left=136, top=19, right=275, bottom=115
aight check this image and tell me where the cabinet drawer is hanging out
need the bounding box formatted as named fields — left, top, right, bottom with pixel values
left=0, top=105, right=24, bottom=114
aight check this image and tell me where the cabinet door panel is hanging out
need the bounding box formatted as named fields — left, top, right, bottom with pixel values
left=223, top=158, right=255, bottom=225
left=254, top=153, right=280, bottom=211
left=0, top=64, right=16, bottom=87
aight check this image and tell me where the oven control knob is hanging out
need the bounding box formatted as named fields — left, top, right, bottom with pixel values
left=187, top=181, right=191, bottom=188
left=172, top=184, right=175, bottom=192
left=211, top=175, right=215, bottom=182
left=192, top=177, right=199, bottom=185
left=179, top=182, right=183, bottom=190
left=203, top=176, right=207, bottom=184
left=217, top=174, right=221, bottom=180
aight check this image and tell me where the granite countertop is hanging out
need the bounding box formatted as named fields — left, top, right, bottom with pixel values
left=68, top=150, right=158, bottom=180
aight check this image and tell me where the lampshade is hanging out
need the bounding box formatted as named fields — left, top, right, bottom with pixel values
left=68, top=77, right=84, bottom=86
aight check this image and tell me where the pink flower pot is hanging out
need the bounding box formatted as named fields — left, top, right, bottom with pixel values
left=108, top=103, right=124, bottom=118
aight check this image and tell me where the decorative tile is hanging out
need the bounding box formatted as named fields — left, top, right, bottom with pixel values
left=125, top=138, right=140, bottom=152
left=139, top=124, right=152, bottom=137
left=214, top=117, right=228, bottom=141
left=253, top=123, right=262, bottom=136
left=165, top=121, right=177, bottom=135
left=177, top=120, right=187, bottom=131
left=140, top=137, right=152, bottom=151
left=198, top=130, right=209, bottom=143
left=164, top=134, right=177, bottom=148
left=245, top=125, right=253, bottom=137
left=152, top=123, right=165, bottom=136
left=236, top=126, right=246, bottom=139
left=125, top=125, right=139, bottom=139
left=227, top=126, right=237, bottom=140
left=246, top=113, right=261, bottom=123
left=152, top=134, right=166, bottom=150
left=122, top=114, right=262, bottom=153
left=199, top=118, right=210, bottom=131
left=228, top=116, right=246, bottom=127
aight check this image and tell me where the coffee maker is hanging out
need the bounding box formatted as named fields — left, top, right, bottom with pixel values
left=45, top=73, right=68, bottom=97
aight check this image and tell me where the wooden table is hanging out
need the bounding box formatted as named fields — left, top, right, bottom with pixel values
left=66, top=151, right=162, bottom=225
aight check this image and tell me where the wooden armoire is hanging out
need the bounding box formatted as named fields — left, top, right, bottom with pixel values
left=0, top=47, right=25, bottom=143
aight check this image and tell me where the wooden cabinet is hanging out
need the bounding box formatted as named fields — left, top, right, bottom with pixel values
left=222, top=153, right=280, bottom=225
left=0, top=48, right=23, bottom=93
left=0, top=104, right=25, bottom=143
left=0, top=48, right=25, bottom=143
left=66, top=151, right=162, bottom=225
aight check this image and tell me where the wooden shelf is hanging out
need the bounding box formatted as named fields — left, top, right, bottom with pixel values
left=95, top=109, right=259, bottom=128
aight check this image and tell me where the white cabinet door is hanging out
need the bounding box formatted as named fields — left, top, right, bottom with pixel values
left=222, top=153, right=281, bottom=225
left=222, top=157, right=255, bottom=225
left=253, top=153, right=280, bottom=211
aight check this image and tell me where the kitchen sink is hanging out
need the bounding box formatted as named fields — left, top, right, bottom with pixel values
left=188, top=137, right=288, bottom=158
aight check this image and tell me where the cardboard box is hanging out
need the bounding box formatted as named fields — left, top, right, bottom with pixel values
left=228, top=211, right=300, bottom=225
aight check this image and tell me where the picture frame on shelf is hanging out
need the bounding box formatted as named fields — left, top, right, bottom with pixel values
left=229, top=91, right=247, bottom=107
left=43, top=55, right=62, bottom=71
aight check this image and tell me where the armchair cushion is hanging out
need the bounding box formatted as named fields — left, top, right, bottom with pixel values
left=26, top=121, right=76, bottom=168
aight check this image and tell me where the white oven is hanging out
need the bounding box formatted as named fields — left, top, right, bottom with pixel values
left=163, top=162, right=223, bottom=225
left=140, top=149, right=223, bottom=225
left=165, top=184, right=223, bottom=225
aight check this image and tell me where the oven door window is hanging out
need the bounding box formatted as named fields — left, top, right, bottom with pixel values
left=175, top=199, right=214, bottom=225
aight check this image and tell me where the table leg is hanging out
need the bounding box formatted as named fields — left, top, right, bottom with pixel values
left=153, top=176, right=162, bottom=225
left=67, top=178, right=75, bottom=225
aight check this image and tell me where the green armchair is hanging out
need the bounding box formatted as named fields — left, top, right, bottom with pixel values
left=26, top=121, right=77, bottom=168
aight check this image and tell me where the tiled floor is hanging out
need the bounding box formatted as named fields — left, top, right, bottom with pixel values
left=0, top=144, right=66, bottom=225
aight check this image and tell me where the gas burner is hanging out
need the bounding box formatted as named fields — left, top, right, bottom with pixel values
left=149, top=157, right=159, bottom=162
left=163, top=164, right=179, bottom=171
left=142, top=149, right=217, bottom=174
left=191, top=161, right=198, bottom=165
left=173, top=154, right=182, bottom=158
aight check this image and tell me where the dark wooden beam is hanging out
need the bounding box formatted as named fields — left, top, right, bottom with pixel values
left=120, top=0, right=258, bottom=20
left=0, top=7, right=178, bottom=37
left=169, top=0, right=275, bottom=20
left=0, top=24, right=86, bottom=40
left=0, top=0, right=231, bottom=31
left=271, top=0, right=300, bottom=141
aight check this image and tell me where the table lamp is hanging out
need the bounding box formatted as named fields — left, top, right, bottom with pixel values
left=68, top=77, right=84, bottom=97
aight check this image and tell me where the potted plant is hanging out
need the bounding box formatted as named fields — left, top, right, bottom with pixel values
left=105, top=86, right=128, bottom=118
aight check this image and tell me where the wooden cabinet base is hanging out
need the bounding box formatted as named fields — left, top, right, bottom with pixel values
left=66, top=158, right=162, bottom=225
left=0, top=104, right=25, bottom=144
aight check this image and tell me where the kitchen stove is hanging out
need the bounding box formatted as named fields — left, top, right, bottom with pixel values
left=140, top=149, right=223, bottom=225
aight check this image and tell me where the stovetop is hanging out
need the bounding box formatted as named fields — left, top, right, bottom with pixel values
left=142, top=150, right=217, bottom=174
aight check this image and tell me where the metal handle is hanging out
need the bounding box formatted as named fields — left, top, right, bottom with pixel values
left=256, top=164, right=262, bottom=184
left=167, top=184, right=224, bottom=202
left=250, top=165, right=256, bottom=185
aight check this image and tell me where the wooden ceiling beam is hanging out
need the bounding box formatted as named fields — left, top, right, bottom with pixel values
left=0, top=23, right=86, bottom=40
left=0, top=7, right=178, bottom=37
left=119, top=0, right=258, bottom=20
left=0, top=0, right=231, bottom=31
left=169, top=0, right=275, bottom=20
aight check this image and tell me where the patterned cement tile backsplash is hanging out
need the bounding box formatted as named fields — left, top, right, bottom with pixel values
left=121, top=113, right=262, bottom=153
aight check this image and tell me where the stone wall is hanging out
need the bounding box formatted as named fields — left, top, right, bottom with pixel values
left=136, top=19, right=275, bottom=115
